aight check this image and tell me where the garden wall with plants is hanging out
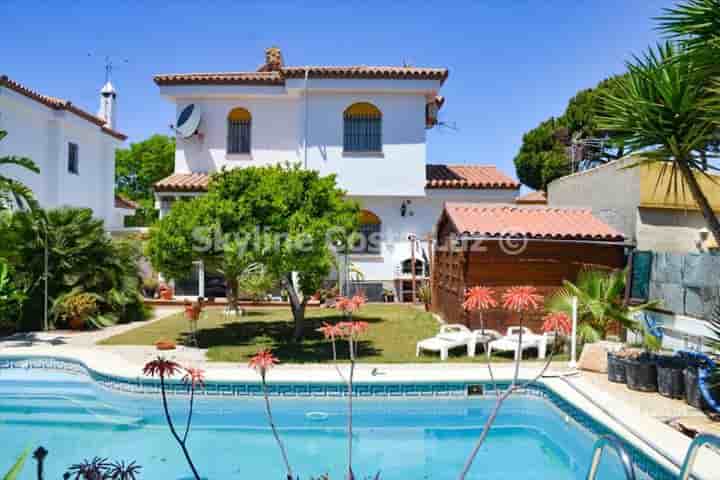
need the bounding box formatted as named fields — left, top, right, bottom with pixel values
left=632, top=251, right=720, bottom=320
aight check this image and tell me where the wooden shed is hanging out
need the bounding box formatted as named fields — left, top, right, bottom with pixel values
left=432, top=203, right=628, bottom=333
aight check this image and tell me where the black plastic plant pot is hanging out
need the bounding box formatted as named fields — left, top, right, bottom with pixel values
left=684, top=367, right=705, bottom=409
left=607, top=353, right=627, bottom=384
left=656, top=356, right=686, bottom=399
left=625, top=355, right=658, bottom=392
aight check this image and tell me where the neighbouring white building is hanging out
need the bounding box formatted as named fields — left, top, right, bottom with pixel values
left=153, top=47, right=520, bottom=300
left=0, top=75, right=127, bottom=227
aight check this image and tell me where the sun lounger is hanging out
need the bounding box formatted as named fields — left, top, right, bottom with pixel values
left=416, top=324, right=501, bottom=361
left=486, top=326, right=547, bottom=361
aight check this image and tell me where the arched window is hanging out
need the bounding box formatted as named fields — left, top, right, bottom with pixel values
left=227, top=108, right=251, bottom=154
left=401, top=258, right=426, bottom=276
left=343, top=102, right=382, bottom=153
left=353, top=209, right=382, bottom=254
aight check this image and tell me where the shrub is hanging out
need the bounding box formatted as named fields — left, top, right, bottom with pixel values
left=0, top=260, right=26, bottom=332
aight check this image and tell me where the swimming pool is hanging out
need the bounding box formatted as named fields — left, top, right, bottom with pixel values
left=0, top=358, right=675, bottom=479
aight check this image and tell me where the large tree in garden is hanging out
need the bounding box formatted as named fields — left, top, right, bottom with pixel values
left=0, top=130, right=40, bottom=211
left=598, top=41, right=720, bottom=244
left=513, top=76, right=628, bottom=191
left=148, top=164, right=359, bottom=340
left=115, top=134, right=175, bottom=223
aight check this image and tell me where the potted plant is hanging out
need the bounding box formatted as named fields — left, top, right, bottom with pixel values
left=625, top=331, right=661, bottom=392
left=142, top=277, right=159, bottom=298
left=607, top=350, right=630, bottom=384
left=656, top=354, right=687, bottom=399
left=158, top=283, right=174, bottom=301
left=53, top=292, right=99, bottom=330
left=417, top=284, right=431, bottom=311
left=383, top=288, right=395, bottom=303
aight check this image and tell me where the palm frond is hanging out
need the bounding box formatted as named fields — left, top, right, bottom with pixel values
left=0, top=155, right=40, bottom=175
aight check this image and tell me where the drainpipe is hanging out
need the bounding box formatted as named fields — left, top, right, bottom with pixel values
left=303, top=68, right=309, bottom=169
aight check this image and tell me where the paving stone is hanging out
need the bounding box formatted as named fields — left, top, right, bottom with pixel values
left=649, top=282, right=685, bottom=314
left=685, top=287, right=717, bottom=319
left=651, top=252, right=683, bottom=284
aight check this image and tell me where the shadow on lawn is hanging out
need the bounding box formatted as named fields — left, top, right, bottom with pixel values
left=180, top=311, right=384, bottom=363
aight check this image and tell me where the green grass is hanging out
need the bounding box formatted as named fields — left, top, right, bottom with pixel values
left=100, top=304, right=560, bottom=364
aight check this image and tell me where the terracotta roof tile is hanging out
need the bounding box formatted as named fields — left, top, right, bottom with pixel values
left=426, top=165, right=519, bottom=189
left=282, top=66, right=448, bottom=83
left=153, top=71, right=284, bottom=86
left=154, top=173, right=210, bottom=192
left=0, top=75, right=127, bottom=141
left=515, top=190, right=547, bottom=204
left=443, top=203, right=625, bottom=241
left=154, top=66, right=448, bottom=86
left=115, top=194, right=138, bottom=210
left=154, top=165, right=517, bottom=193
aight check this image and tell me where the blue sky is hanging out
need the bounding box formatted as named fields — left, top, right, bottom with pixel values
left=4, top=0, right=674, bottom=186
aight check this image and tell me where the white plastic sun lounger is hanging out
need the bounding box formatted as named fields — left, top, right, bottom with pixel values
left=486, top=326, right=547, bottom=361
left=416, top=324, right=501, bottom=361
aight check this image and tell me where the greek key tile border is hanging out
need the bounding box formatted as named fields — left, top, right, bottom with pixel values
left=0, top=356, right=676, bottom=480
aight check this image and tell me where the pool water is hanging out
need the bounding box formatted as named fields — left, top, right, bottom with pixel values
left=0, top=369, right=646, bottom=479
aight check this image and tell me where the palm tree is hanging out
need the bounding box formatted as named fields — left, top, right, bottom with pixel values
left=0, top=130, right=40, bottom=211
left=547, top=268, right=649, bottom=343
left=598, top=42, right=720, bottom=244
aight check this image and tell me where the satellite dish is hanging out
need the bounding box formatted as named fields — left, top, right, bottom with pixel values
left=175, top=104, right=202, bottom=138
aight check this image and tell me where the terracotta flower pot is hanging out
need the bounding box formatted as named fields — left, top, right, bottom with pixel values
left=69, top=316, right=85, bottom=330
left=155, top=340, right=177, bottom=351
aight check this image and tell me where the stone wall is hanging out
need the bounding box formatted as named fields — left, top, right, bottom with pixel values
left=649, top=252, right=720, bottom=320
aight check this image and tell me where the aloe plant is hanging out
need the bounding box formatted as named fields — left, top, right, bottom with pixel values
left=2, top=449, right=29, bottom=480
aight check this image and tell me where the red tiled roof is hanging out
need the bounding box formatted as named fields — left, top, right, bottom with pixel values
left=155, top=66, right=447, bottom=86
left=515, top=190, right=547, bottom=204
left=426, top=165, right=520, bottom=189
left=114, top=194, right=138, bottom=210
left=153, top=165, right=517, bottom=193
left=0, top=75, right=127, bottom=141
left=442, top=203, right=625, bottom=241
left=153, top=71, right=284, bottom=86
left=154, top=173, right=210, bottom=192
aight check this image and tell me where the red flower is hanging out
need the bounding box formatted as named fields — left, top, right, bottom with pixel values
left=183, top=367, right=206, bottom=389
left=335, top=294, right=367, bottom=314
left=317, top=322, right=343, bottom=340
left=143, top=356, right=182, bottom=378
left=249, top=349, right=279, bottom=375
left=542, top=312, right=572, bottom=336
left=463, top=286, right=498, bottom=312
left=338, top=321, right=369, bottom=337
left=502, top=286, right=543, bottom=312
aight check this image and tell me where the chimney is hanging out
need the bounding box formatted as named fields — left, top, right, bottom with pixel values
left=98, top=80, right=117, bottom=130
left=264, top=46, right=283, bottom=71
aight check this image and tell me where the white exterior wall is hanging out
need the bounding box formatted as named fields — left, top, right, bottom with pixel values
left=351, top=188, right=518, bottom=281
left=547, top=159, right=641, bottom=242
left=0, top=87, right=121, bottom=227
left=160, top=78, right=441, bottom=197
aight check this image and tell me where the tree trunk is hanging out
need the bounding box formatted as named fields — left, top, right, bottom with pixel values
left=677, top=159, right=720, bottom=246
left=285, top=273, right=306, bottom=341
left=226, top=277, right=240, bottom=314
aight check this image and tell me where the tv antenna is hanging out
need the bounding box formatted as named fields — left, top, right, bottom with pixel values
left=88, top=53, right=129, bottom=83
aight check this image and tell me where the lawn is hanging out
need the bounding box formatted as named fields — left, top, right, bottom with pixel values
left=100, top=304, right=552, bottom=363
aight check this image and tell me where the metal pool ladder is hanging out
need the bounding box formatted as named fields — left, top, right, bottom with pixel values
left=585, top=435, right=637, bottom=480
left=678, top=433, right=720, bottom=480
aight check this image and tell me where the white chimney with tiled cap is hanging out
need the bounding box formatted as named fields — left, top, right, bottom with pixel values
left=98, top=80, right=117, bottom=130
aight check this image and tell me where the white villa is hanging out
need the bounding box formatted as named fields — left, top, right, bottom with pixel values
left=0, top=75, right=128, bottom=228
left=153, top=47, right=520, bottom=300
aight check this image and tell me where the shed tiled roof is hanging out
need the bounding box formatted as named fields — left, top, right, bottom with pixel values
left=154, top=165, right=518, bottom=193
left=0, top=75, right=127, bottom=141
left=154, top=173, right=210, bottom=192
left=515, top=190, right=547, bottom=204
left=426, top=165, right=519, bottom=189
left=443, top=203, right=625, bottom=241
